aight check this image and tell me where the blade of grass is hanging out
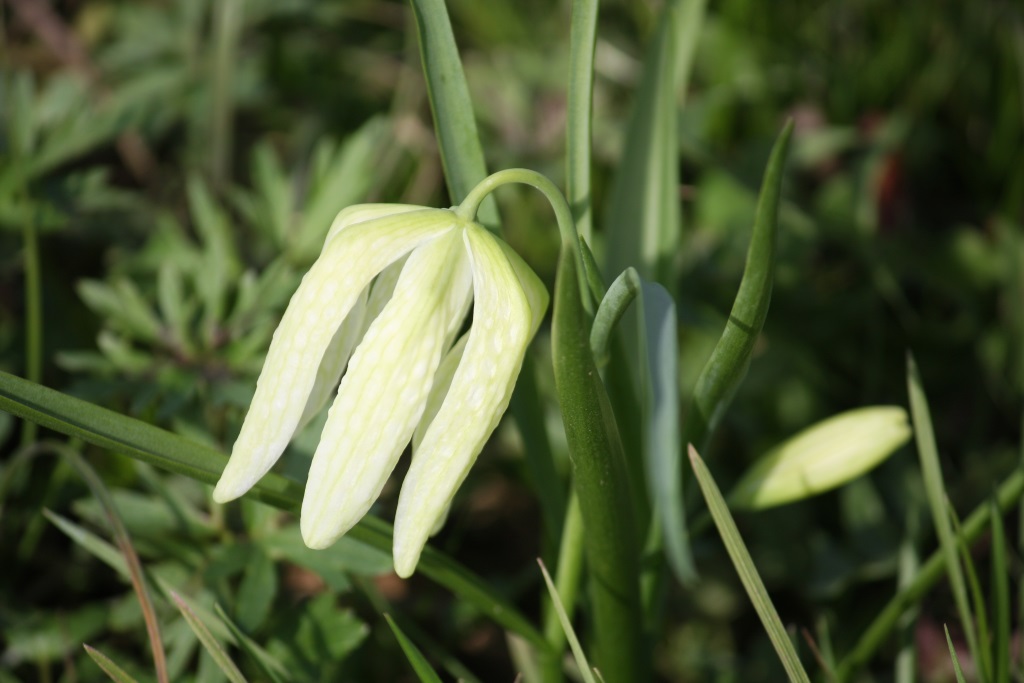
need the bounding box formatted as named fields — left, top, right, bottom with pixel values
left=836, top=464, right=1024, bottom=680
left=688, top=445, right=811, bottom=683
left=212, top=604, right=290, bottom=683
left=83, top=645, right=140, bottom=683
left=538, top=559, right=598, bottom=683
left=894, top=509, right=920, bottom=683
left=408, top=0, right=497, bottom=226
left=948, top=503, right=992, bottom=680
left=990, top=497, right=1010, bottom=683
left=170, top=591, right=247, bottom=683
left=944, top=625, right=968, bottom=683
left=383, top=614, right=444, bottom=683
left=0, top=371, right=548, bottom=651
left=5, top=442, right=168, bottom=683
left=906, top=353, right=983, bottom=676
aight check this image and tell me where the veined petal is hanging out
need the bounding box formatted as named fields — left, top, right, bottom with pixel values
left=296, top=286, right=368, bottom=432
left=323, top=204, right=425, bottom=247
left=392, top=225, right=536, bottom=577
left=412, top=332, right=468, bottom=452
left=300, top=225, right=474, bottom=548
left=213, top=208, right=453, bottom=503
left=496, top=239, right=550, bottom=336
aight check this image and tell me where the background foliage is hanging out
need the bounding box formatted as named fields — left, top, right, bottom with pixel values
left=1, top=0, right=1022, bottom=681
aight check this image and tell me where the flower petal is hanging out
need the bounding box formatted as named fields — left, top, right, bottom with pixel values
left=300, top=225, right=474, bottom=548
left=495, top=239, right=550, bottom=336
left=213, top=208, right=453, bottom=503
left=392, top=225, right=536, bottom=577
left=323, top=204, right=426, bottom=247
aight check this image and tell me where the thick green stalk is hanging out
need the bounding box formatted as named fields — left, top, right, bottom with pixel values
left=566, top=0, right=599, bottom=243
left=408, top=0, right=498, bottom=226
left=552, top=250, right=645, bottom=683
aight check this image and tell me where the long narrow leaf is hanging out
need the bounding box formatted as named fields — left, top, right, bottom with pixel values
left=384, top=614, right=444, bottom=683
left=213, top=604, right=291, bottom=683
left=906, top=354, right=983, bottom=674
left=566, top=0, right=599, bottom=242
left=689, top=446, right=811, bottom=683
left=604, top=0, right=682, bottom=287
left=684, top=121, right=793, bottom=452
left=538, top=559, right=598, bottom=683
left=990, top=497, right=1010, bottom=683
left=0, top=371, right=547, bottom=650
left=170, top=591, right=247, bottom=683
left=83, top=645, right=141, bottom=683
left=943, top=626, right=968, bottom=683
left=408, top=0, right=497, bottom=226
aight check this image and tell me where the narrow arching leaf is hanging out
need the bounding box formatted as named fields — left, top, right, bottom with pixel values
left=83, top=645, right=140, bottom=683
left=689, top=446, right=812, bottom=683
left=538, top=559, right=598, bottom=683
left=408, top=0, right=498, bottom=226
left=685, top=121, right=794, bottom=452
left=907, top=354, right=982, bottom=673
left=0, top=371, right=547, bottom=650
left=384, top=614, right=444, bottom=683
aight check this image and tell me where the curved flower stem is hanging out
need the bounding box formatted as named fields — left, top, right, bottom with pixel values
left=457, top=168, right=594, bottom=314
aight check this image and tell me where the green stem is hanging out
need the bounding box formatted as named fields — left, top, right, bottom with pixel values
left=457, top=168, right=593, bottom=314
left=210, top=0, right=242, bottom=189
left=21, top=215, right=41, bottom=446
left=566, top=0, right=599, bottom=243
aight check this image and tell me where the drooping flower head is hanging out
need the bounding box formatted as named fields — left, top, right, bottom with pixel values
left=213, top=204, right=548, bottom=577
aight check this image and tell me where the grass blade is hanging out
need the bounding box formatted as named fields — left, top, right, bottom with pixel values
left=538, top=559, right=598, bottom=683
left=688, top=445, right=811, bottom=683
left=384, top=614, right=444, bottom=683
left=943, top=625, right=968, bottom=683
left=408, top=0, right=497, bottom=226
left=990, top=497, right=1010, bottom=683
left=0, top=371, right=548, bottom=650
left=213, top=604, right=291, bottom=683
left=906, top=354, right=983, bottom=676
left=83, top=644, right=141, bottom=683
left=170, top=591, right=247, bottom=683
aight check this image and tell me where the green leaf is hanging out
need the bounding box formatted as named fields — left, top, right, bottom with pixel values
left=170, top=591, right=248, bottom=683
left=943, top=625, right=968, bottom=683
left=235, top=543, right=277, bottom=632
left=0, top=371, right=547, bottom=650
left=83, top=645, right=141, bottom=683
left=906, top=354, right=982, bottom=673
left=565, top=0, right=599, bottom=242
left=603, top=0, right=684, bottom=287
left=689, top=445, right=812, bottom=683
left=990, top=497, right=1010, bottom=683
left=684, top=120, right=794, bottom=452
left=213, top=604, right=291, bottom=683
left=408, top=0, right=498, bottom=226
left=384, top=614, right=444, bottom=683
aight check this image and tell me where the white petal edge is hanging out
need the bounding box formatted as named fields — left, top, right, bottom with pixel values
left=323, top=204, right=425, bottom=248
left=300, top=226, right=474, bottom=548
left=392, top=225, right=534, bottom=577
left=213, top=208, right=453, bottom=503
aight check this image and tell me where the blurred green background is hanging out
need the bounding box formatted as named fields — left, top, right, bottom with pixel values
left=1, top=0, right=1022, bottom=681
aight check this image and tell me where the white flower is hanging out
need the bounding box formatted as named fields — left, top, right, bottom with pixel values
left=213, top=204, right=548, bottom=577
